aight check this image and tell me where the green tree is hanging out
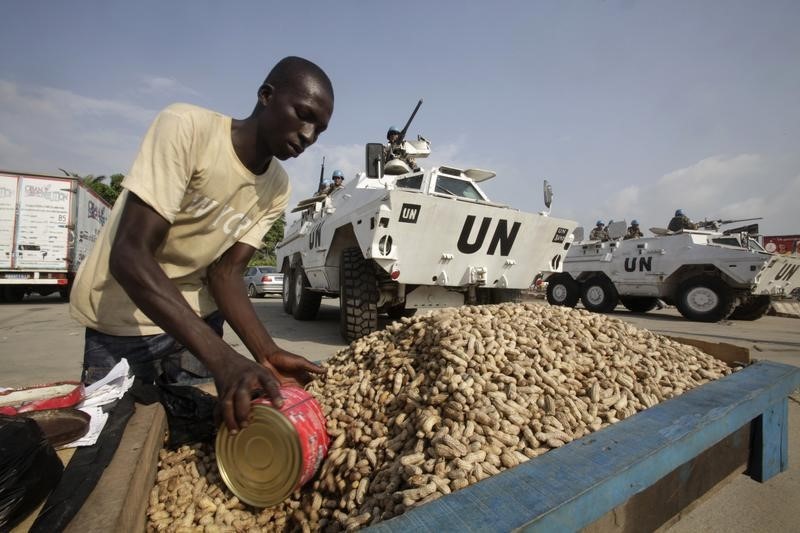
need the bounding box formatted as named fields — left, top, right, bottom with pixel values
left=60, top=169, right=124, bottom=205
left=249, top=212, right=286, bottom=266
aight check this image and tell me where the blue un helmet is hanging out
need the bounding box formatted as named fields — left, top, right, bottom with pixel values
left=675, top=209, right=684, bottom=217
left=596, top=220, right=604, bottom=227
left=631, top=219, right=639, bottom=226
left=332, top=170, right=344, bottom=181
left=387, top=126, right=401, bottom=139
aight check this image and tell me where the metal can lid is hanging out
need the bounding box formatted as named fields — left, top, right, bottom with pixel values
left=216, top=404, right=302, bottom=507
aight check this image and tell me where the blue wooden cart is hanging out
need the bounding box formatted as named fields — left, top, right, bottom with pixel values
left=368, top=358, right=800, bottom=532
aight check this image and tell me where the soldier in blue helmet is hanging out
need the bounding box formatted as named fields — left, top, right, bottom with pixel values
left=624, top=219, right=644, bottom=240
left=329, top=170, right=344, bottom=192
left=668, top=209, right=697, bottom=232
left=589, top=220, right=609, bottom=241
left=383, top=126, right=420, bottom=172
left=386, top=126, right=401, bottom=145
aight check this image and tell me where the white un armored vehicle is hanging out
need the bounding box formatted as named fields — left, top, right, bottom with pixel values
left=276, top=101, right=578, bottom=341
left=545, top=220, right=800, bottom=322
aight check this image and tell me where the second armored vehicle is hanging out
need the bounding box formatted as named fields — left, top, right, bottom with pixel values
left=545, top=222, right=800, bottom=322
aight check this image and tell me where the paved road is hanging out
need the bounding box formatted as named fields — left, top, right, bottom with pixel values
left=1, top=296, right=798, bottom=531
left=4, top=295, right=797, bottom=387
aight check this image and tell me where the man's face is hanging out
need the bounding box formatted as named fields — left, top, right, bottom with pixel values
left=334, top=177, right=343, bottom=186
left=388, top=132, right=399, bottom=144
left=257, top=77, right=333, bottom=160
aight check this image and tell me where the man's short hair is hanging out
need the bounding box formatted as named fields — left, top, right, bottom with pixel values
left=263, top=56, right=333, bottom=99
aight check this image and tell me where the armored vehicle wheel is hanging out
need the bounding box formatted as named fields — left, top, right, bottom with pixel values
left=620, top=296, right=659, bottom=314
left=247, top=284, right=258, bottom=298
left=339, top=247, right=378, bottom=342
left=729, top=294, right=771, bottom=321
left=292, top=268, right=322, bottom=320
left=675, top=276, right=735, bottom=322
left=546, top=275, right=579, bottom=307
left=580, top=276, right=618, bottom=313
left=282, top=269, right=294, bottom=314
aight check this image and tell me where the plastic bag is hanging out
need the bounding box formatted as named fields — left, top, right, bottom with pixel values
left=158, top=383, right=217, bottom=448
left=0, top=415, right=64, bottom=530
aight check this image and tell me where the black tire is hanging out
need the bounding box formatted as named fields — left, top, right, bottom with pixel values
left=675, top=276, right=735, bottom=322
left=247, top=284, right=258, bottom=298
left=3, top=287, right=25, bottom=303
left=59, top=284, right=71, bottom=302
left=580, top=276, right=618, bottom=313
left=729, top=295, right=771, bottom=321
left=282, top=268, right=294, bottom=314
left=546, top=275, right=580, bottom=307
left=620, top=296, right=659, bottom=314
left=339, top=247, right=378, bottom=342
left=292, top=267, right=322, bottom=320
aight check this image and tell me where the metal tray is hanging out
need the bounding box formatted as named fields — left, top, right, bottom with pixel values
left=21, top=408, right=91, bottom=447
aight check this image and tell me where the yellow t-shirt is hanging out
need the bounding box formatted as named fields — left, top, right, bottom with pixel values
left=70, top=103, right=290, bottom=335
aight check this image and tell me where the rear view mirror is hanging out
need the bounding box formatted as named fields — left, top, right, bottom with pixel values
left=366, top=143, right=384, bottom=178
left=543, top=180, right=553, bottom=208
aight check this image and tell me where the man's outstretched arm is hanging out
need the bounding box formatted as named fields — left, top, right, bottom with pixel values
left=207, top=243, right=324, bottom=389
left=109, top=193, right=283, bottom=432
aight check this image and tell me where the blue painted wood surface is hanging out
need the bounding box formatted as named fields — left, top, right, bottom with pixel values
left=367, top=361, right=800, bottom=533
left=750, top=397, right=790, bottom=482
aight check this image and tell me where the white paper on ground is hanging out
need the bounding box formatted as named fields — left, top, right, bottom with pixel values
left=68, top=359, right=135, bottom=447
left=68, top=405, right=109, bottom=448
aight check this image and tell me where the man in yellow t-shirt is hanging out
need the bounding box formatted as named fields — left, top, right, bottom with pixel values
left=70, top=56, right=334, bottom=433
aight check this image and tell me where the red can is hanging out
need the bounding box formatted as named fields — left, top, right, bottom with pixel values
left=216, top=386, right=329, bottom=507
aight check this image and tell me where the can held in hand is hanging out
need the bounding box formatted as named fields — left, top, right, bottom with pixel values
left=216, top=386, right=329, bottom=507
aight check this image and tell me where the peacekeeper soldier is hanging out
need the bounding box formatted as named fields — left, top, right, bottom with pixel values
left=383, top=125, right=420, bottom=172
left=316, top=177, right=332, bottom=196
left=589, top=220, right=609, bottom=241
left=69, top=56, right=333, bottom=433
left=667, top=209, right=697, bottom=232
left=328, top=169, right=345, bottom=193
left=624, top=220, right=644, bottom=240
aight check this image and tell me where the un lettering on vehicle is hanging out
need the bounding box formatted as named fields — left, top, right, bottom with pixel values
left=399, top=203, right=420, bottom=224
left=775, top=262, right=799, bottom=282
left=624, top=257, right=652, bottom=272
left=552, top=227, right=569, bottom=243
left=456, top=215, right=521, bottom=256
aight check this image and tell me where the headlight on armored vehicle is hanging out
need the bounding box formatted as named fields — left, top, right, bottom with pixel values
left=379, top=235, right=393, bottom=256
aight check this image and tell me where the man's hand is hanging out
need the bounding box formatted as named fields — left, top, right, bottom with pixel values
left=259, top=348, right=325, bottom=388
left=212, top=351, right=285, bottom=433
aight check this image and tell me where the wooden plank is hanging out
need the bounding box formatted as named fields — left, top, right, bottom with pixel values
left=583, top=425, right=751, bottom=532
left=749, top=397, right=790, bottom=481
left=366, top=361, right=800, bottom=533
left=667, top=336, right=751, bottom=366
left=64, top=402, right=166, bottom=533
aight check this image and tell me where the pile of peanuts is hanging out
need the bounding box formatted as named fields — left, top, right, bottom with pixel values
left=148, top=303, right=734, bottom=532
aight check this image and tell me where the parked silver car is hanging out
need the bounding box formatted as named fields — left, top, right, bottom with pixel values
left=243, top=266, right=283, bottom=297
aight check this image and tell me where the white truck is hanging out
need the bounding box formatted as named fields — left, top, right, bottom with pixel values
left=0, top=171, right=111, bottom=302
left=276, top=105, right=577, bottom=341
left=545, top=221, right=800, bottom=322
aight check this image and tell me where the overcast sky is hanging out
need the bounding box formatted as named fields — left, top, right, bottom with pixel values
left=1, top=1, right=798, bottom=235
